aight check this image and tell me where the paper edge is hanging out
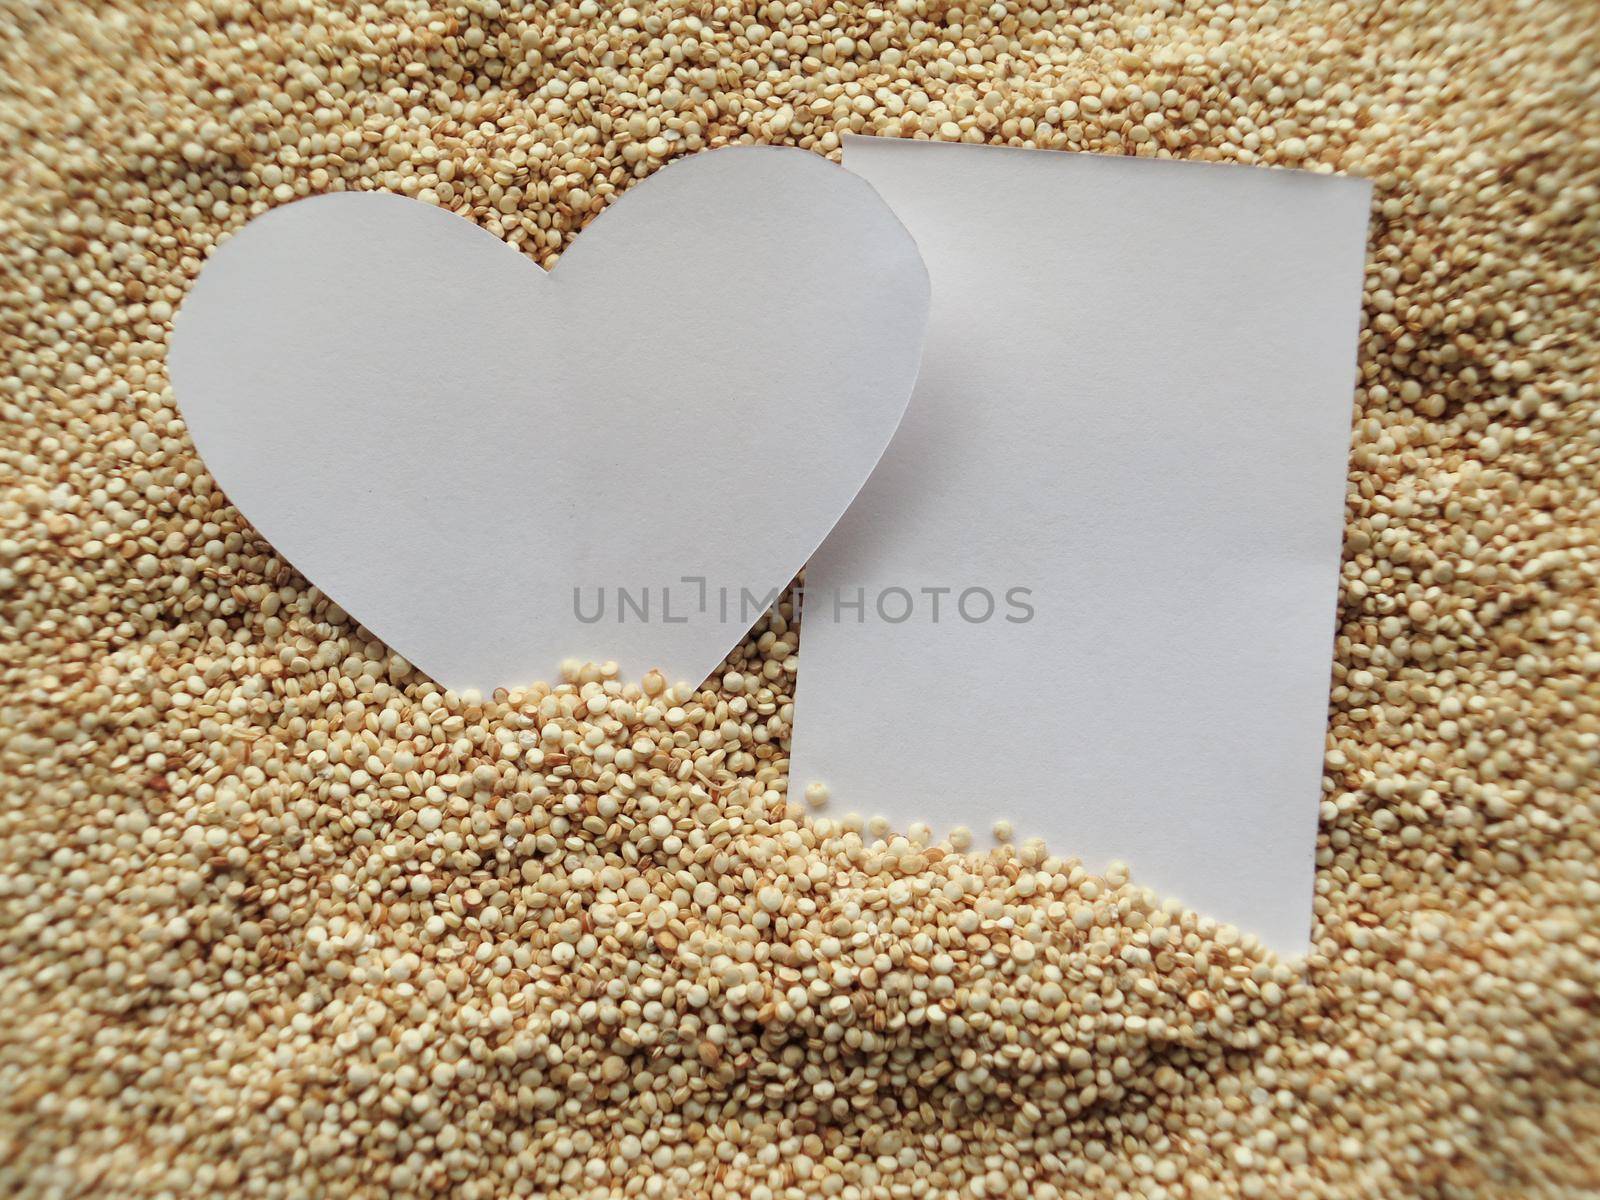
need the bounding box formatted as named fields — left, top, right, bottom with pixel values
left=841, top=131, right=1376, bottom=200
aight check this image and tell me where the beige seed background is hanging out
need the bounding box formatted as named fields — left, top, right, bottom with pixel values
left=2, top=1, right=1598, bottom=1197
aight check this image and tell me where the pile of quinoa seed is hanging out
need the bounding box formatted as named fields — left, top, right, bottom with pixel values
left=2, top=1, right=1599, bottom=1197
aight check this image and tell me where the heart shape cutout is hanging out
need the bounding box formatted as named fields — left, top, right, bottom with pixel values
left=169, top=147, right=929, bottom=693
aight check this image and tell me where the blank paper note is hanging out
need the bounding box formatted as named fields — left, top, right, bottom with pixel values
left=789, top=137, right=1372, bottom=956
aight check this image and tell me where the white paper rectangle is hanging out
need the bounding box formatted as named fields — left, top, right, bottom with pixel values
left=790, top=137, right=1372, bottom=955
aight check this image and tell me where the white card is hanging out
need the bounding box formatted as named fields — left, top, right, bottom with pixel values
left=791, top=137, right=1371, bottom=955
left=169, top=147, right=929, bottom=695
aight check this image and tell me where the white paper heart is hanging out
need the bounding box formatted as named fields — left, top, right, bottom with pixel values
left=169, top=147, right=929, bottom=693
